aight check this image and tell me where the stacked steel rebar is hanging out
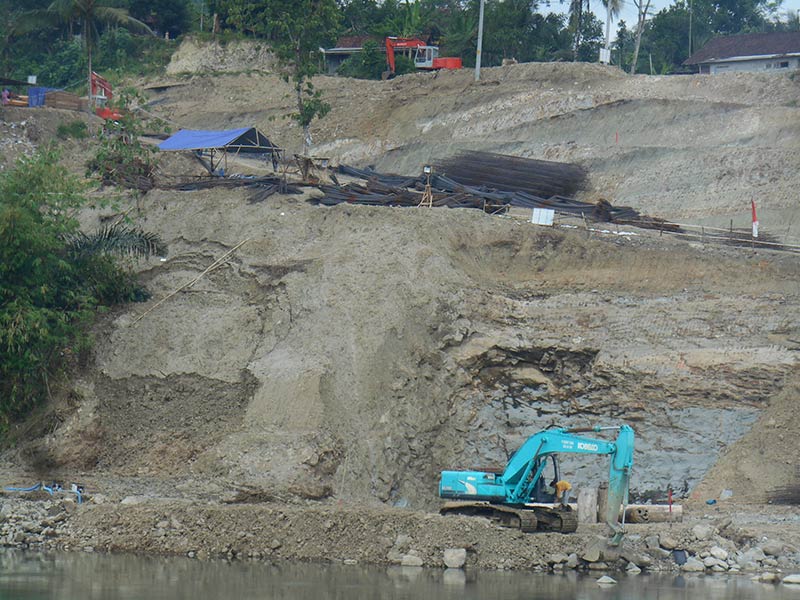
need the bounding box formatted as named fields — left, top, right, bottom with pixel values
left=769, top=485, right=800, bottom=504
left=316, top=162, right=646, bottom=222
left=162, top=175, right=302, bottom=203
left=435, top=151, right=589, bottom=198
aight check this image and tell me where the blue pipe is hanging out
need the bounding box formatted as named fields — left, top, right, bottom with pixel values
left=4, top=483, right=43, bottom=493
left=5, top=482, right=82, bottom=503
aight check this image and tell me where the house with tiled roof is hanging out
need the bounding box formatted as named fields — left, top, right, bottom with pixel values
left=684, top=31, right=800, bottom=74
left=322, top=35, right=381, bottom=74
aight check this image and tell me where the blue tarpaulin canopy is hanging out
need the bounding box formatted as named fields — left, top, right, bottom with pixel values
left=158, top=127, right=280, bottom=153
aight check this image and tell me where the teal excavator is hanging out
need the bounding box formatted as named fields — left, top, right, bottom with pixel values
left=439, top=424, right=634, bottom=545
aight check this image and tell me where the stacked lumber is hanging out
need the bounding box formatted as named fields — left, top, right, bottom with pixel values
left=45, top=91, right=86, bottom=111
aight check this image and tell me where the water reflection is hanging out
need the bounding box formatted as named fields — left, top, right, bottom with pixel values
left=0, top=550, right=797, bottom=600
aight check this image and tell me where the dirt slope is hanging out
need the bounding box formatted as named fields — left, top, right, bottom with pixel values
left=10, top=190, right=796, bottom=510
left=3, top=56, right=799, bottom=519
left=692, top=377, right=800, bottom=504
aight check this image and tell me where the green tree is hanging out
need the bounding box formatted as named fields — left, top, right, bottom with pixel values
left=567, top=0, right=589, bottom=59
left=22, top=1, right=152, bottom=107
left=483, top=0, right=535, bottom=64
left=338, top=38, right=415, bottom=79
left=219, top=0, right=341, bottom=155
left=699, top=0, right=768, bottom=36
left=782, top=10, right=800, bottom=31
left=439, top=5, right=477, bottom=64
left=339, top=0, right=386, bottom=34
left=612, top=19, right=634, bottom=70
left=87, top=87, right=163, bottom=188
left=123, top=0, right=192, bottom=38
left=575, top=11, right=604, bottom=61
left=0, top=149, right=164, bottom=432
left=643, top=3, right=692, bottom=73
left=385, top=0, right=433, bottom=37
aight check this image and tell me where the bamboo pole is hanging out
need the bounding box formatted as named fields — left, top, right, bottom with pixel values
left=129, top=239, right=249, bottom=326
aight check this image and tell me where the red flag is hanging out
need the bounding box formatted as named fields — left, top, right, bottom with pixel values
left=751, top=199, right=759, bottom=238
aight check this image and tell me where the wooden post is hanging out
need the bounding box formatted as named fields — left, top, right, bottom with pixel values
left=578, top=487, right=598, bottom=524
left=597, top=482, right=609, bottom=524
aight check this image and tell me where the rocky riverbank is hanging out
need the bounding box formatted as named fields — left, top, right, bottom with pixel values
left=2, top=492, right=800, bottom=586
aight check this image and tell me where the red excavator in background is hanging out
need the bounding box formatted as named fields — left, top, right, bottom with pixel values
left=91, top=72, right=123, bottom=121
left=383, top=37, right=462, bottom=78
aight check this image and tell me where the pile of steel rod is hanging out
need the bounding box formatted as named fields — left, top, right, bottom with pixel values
left=769, top=481, right=800, bottom=505
left=435, top=151, right=588, bottom=198
left=314, top=163, right=652, bottom=223
left=161, top=175, right=302, bottom=203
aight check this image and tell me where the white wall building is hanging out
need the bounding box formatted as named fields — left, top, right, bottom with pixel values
left=684, top=32, right=800, bottom=74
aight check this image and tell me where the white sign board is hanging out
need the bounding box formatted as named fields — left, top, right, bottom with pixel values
left=599, top=48, right=611, bottom=64
left=27, top=75, right=37, bottom=85
left=531, top=208, right=555, bottom=226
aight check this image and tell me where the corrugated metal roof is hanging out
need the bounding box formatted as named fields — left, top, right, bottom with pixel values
left=684, top=31, right=800, bottom=65
left=158, top=128, right=279, bottom=152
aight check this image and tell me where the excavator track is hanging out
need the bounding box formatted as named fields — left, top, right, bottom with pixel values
left=441, top=502, right=578, bottom=533
left=530, top=506, right=579, bottom=533
left=440, top=501, right=538, bottom=532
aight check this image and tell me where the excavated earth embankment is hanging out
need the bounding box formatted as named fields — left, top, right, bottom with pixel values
left=1, top=57, right=799, bottom=574
left=145, top=60, right=800, bottom=231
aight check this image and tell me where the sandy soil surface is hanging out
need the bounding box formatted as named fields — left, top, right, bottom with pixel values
left=1, top=42, right=799, bottom=575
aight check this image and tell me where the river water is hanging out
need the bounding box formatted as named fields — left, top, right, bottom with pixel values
left=1, top=550, right=798, bottom=600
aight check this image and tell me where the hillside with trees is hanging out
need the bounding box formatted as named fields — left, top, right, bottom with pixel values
left=1, top=0, right=798, bottom=91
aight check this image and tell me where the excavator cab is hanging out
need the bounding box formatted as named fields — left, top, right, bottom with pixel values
left=530, top=455, right=561, bottom=503
left=414, top=46, right=438, bottom=69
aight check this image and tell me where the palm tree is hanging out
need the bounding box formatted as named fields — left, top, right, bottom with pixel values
left=567, top=0, right=622, bottom=62
left=441, top=9, right=477, bottom=62
left=567, top=0, right=590, bottom=60
left=65, top=223, right=166, bottom=260
left=602, top=0, right=622, bottom=54
left=630, top=0, right=651, bottom=74
left=23, top=1, right=152, bottom=108
left=386, top=0, right=432, bottom=38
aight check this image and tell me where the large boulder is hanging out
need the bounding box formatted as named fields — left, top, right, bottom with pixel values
left=760, top=541, right=784, bottom=557
left=444, top=548, right=467, bottom=569
left=682, top=557, right=705, bottom=572
left=659, top=534, right=679, bottom=550
left=692, top=524, right=714, bottom=540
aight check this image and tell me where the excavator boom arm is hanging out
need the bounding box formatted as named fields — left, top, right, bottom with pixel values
left=385, top=37, right=426, bottom=75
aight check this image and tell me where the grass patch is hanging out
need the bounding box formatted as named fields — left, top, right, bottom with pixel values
left=56, top=120, right=89, bottom=140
